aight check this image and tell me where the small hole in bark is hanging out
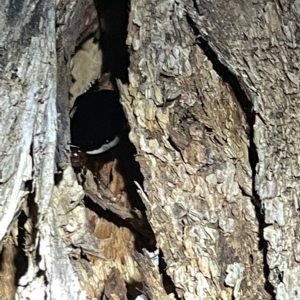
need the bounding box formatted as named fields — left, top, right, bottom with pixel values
left=126, top=281, right=145, bottom=300
left=204, top=126, right=213, bottom=133
left=14, top=211, right=28, bottom=283
left=159, top=251, right=180, bottom=298
left=249, top=254, right=254, bottom=264
left=54, top=172, right=63, bottom=185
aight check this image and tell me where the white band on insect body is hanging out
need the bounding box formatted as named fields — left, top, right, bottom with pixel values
left=86, top=135, right=120, bottom=155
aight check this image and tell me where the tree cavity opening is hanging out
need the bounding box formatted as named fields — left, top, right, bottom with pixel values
left=68, top=1, right=165, bottom=297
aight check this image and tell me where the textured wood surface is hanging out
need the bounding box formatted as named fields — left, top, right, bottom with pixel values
left=1, top=0, right=299, bottom=299
left=118, top=0, right=281, bottom=299
left=0, top=0, right=95, bottom=299
left=186, top=0, right=300, bottom=298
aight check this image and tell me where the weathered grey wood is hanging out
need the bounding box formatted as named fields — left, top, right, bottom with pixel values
left=0, top=0, right=95, bottom=299
left=185, top=0, right=300, bottom=298
left=0, top=0, right=58, bottom=298
left=0, top=0, right=57, bottom=238
left=56, top=0, right=96, bottom=168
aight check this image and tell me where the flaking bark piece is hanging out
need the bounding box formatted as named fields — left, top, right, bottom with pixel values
left=80, top=168, right=136, bottom=219
left=80, top=168, right=153, bottom=240
left=102, top=268, right=127, bottom=300
left=134, top=251, right=176, bottom=300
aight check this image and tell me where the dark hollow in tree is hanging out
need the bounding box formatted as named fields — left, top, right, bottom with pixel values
left=70, top=89, right=127, bottom=154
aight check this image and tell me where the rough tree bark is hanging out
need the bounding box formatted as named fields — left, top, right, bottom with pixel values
left=0, top=0, right=299, bottom=300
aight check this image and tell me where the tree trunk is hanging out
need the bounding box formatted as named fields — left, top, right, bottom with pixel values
left=0, top=0, right=298, bottom=299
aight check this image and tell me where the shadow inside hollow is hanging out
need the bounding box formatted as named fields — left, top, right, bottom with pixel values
left=95, top=0, right=130, bottom=83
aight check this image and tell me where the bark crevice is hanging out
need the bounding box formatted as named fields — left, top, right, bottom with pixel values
left=186, top=12, right=276, bottom=298
left=14, top=211, right=29, bottom=283
left=187, top=15, right=257, bottom=180
left=65, top=0, right=178, bottom=297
